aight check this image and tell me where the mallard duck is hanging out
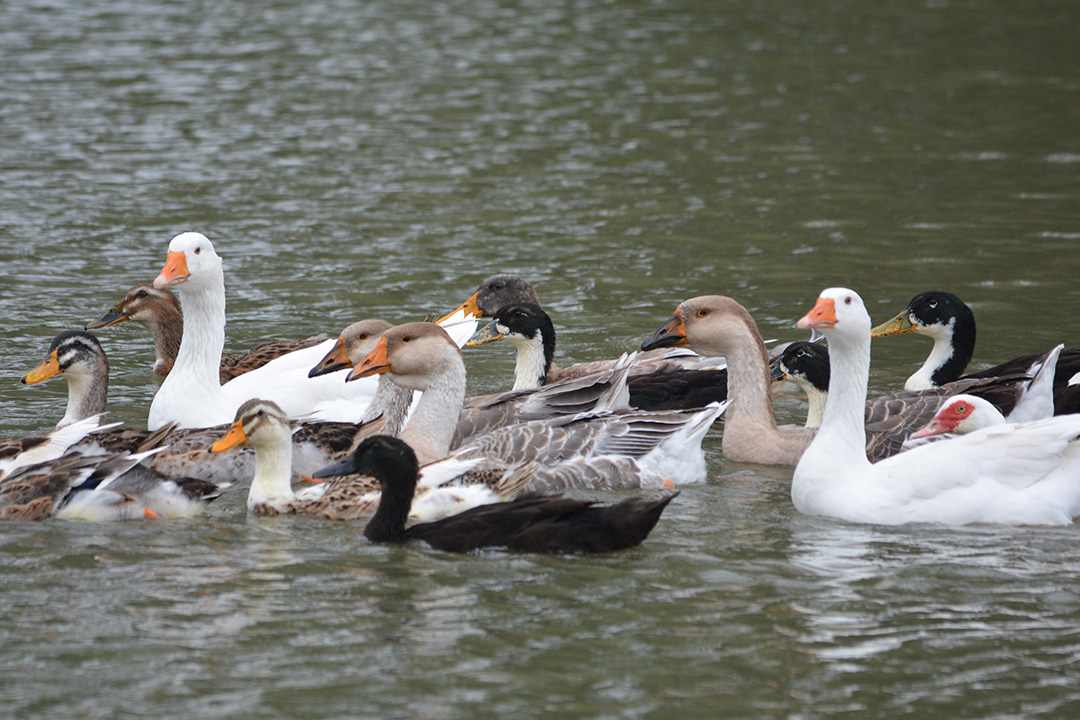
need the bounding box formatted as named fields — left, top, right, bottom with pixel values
left=1, top=415, right=109, bottom=482
left=20, top=329, right=378, bottom=485
left=347, top=322, right=725, bottom=490
left=86, top=283, right=327, bottom=381
left=321, top=434, right=677, bottom=553
left=468, top=302, right=727, bottom=411
left=792, top=288, right=1080, bottom=526
left=210, top=399, right=529, bottom=519
left=870, top=291, right=1080, bottom=414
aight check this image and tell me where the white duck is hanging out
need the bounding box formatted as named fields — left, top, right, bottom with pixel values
left=792, top=287, right=1080, bottom=526
left=146, top=232, right=478, bottom=431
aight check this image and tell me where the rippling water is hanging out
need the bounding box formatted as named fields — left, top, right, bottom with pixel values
left=2, top=1, right=1080, bottom=717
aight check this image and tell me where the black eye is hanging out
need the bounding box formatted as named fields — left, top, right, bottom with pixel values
left=844, top=297, right=852, bottom=305
left=928, top=299, right=937, bottom=308
left=797, top=348, right=808, bottom=357
left=194, top=247, right=201, bottom=255
left=136, top=290, right=148, bottom=298
left=401, top=336, right=411, bottom=343
left=697, top=308, right=709, bottom=318
left=358, top=333, right=368, bottom=340
left=493, top=284, right=504, bottom=291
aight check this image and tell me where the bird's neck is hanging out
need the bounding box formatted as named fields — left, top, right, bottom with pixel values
left=364, top=468, right=418, bottom=543
left=248, top=429, right=296, bottom=511
left=509, top=334, right=551, bottom=390
left=59, top=366, right=108, bottom=428
left=398, top=362, right=467, bottom=464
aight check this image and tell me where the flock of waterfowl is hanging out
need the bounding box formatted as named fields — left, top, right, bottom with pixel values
left=6, top=231, right=1080, bottom=545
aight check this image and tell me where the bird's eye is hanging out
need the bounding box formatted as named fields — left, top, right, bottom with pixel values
left=697, top=308, right=710, bottom=318
left=401, top=336, right=411, bottom=343
left=493, top=284, right=504, bottom=291
left=358, top=333, right=368, bottom=340
left=844, top=297, right=852, bottom=305
left=194, top=247, right=201, bottom=255
left=928, top=299, right=938, bottom=308
left=955, top=404, right=967, bottom=414
left=136, top=290, right=147, bottom=298
left=797, top=348, right=808, bottom=357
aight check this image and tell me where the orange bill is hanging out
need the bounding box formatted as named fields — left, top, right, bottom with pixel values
left=21, top=351, right=61, bottom=384
left=797, top=297, right=837, bottom=330
left=640, top=307, right=688, bottom=351
left=347, top=336, right=391, bottom=381
left=153, top=251, right=189, bottom=289
left=309, top=335, right=353, bottom=378
left=435, top=290, right=482, bottom=324
left=210, top=420, right=249, bottom=453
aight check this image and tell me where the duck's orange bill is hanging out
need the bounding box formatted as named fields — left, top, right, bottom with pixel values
left=144, top=509, right=160, bottom=519
left=797, top=297, right=837, bottom=330
left=21, top=351, right=61, bottom=384
left=153, top=251, right=189, bottom=289
left=347, top=336, right=391, bottom=381
left=211, top=420, right=249, bottom=453
left=640, top=307, right=688, bottom=350
left=309, top=335, right=353, bottom=378
left=435, top=291, right=482, bottom=324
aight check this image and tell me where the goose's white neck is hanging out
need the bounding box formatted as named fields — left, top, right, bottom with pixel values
left=793, top=326, right=872, bottom=511
left=248, top=426, right=296, bottom=511
left=363, top=376, right=414, bottom=436
left=904, top=319, right=955, bottom=390
left=508, top=335, right=547, bottom=390
left=147, top=269, right=230, bottom=430
left=396, top=362, right=467, bottom=465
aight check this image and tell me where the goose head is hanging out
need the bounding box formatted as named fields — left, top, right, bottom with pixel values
left=438, top=273, right=542, bottom=321
left=86, top=284, right=180, bottom=330
left=797, top=288, right=871, bottom=340
left=210, top=398, right=293, bottom=453
left=347, top=322, right=463, bottom=392
left=308, top=319, right=395, bottom=378
left=642, top=295, right=764, bottom=359
left=153, top=232, right=224, bottom=293
left=909, top=394, right=1005, bottom=438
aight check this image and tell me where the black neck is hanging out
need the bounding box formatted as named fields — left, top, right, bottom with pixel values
left=363, top=459, right=420, bottom=543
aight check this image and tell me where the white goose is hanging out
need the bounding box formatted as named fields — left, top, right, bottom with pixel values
left=792, top=288, right=1080, bottom=526
left=146, top=232, right=477, bottom=430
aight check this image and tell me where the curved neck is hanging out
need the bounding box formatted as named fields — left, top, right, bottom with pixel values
left=172, top=280, right=226, bottom=384
left=248, top=428, right=296, bottom=511
left=59, top=366, right=108, bottom=427
left=813, top=331, right=872, bottom=466
left=509, top=334, right=550, bottom=390
left=801, top=384, right=828, bottom=428
left=397, top=361, right=468, bottom=465
left=363, top=467, right=418, bottom=542
left=724, top=324, right=780, bottom=432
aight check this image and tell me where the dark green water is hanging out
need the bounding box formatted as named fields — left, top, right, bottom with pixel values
left=2, top=1, right=1080, bottom=717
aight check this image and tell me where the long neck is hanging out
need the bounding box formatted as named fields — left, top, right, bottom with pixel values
left=802, top=384, right=828, bottom=428
left=363, top=469, right=418, bottom=542
left=59, top=366, right=108, bottom=427
left=397, top=362, right=468, bottom=464
left=248, top=428, right=296, bottom=510
left=724, top=323, right=779, bottom=432
left=362, top=376, right=414, bottom=436
left=509, top=335, right=550, bottom=390
left=172, top=279, right=226, bottom=386
left=813, top=330, right=871, bottom=465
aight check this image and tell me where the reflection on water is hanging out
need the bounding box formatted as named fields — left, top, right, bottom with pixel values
left=2, top=0, right=1080, bottom=717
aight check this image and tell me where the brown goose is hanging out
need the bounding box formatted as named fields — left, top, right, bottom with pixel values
left=641, top=295, right=1039, bottom=465
left=86, top=283, right=327, bottom=382
left=346, top=322, right=725, bottom=491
